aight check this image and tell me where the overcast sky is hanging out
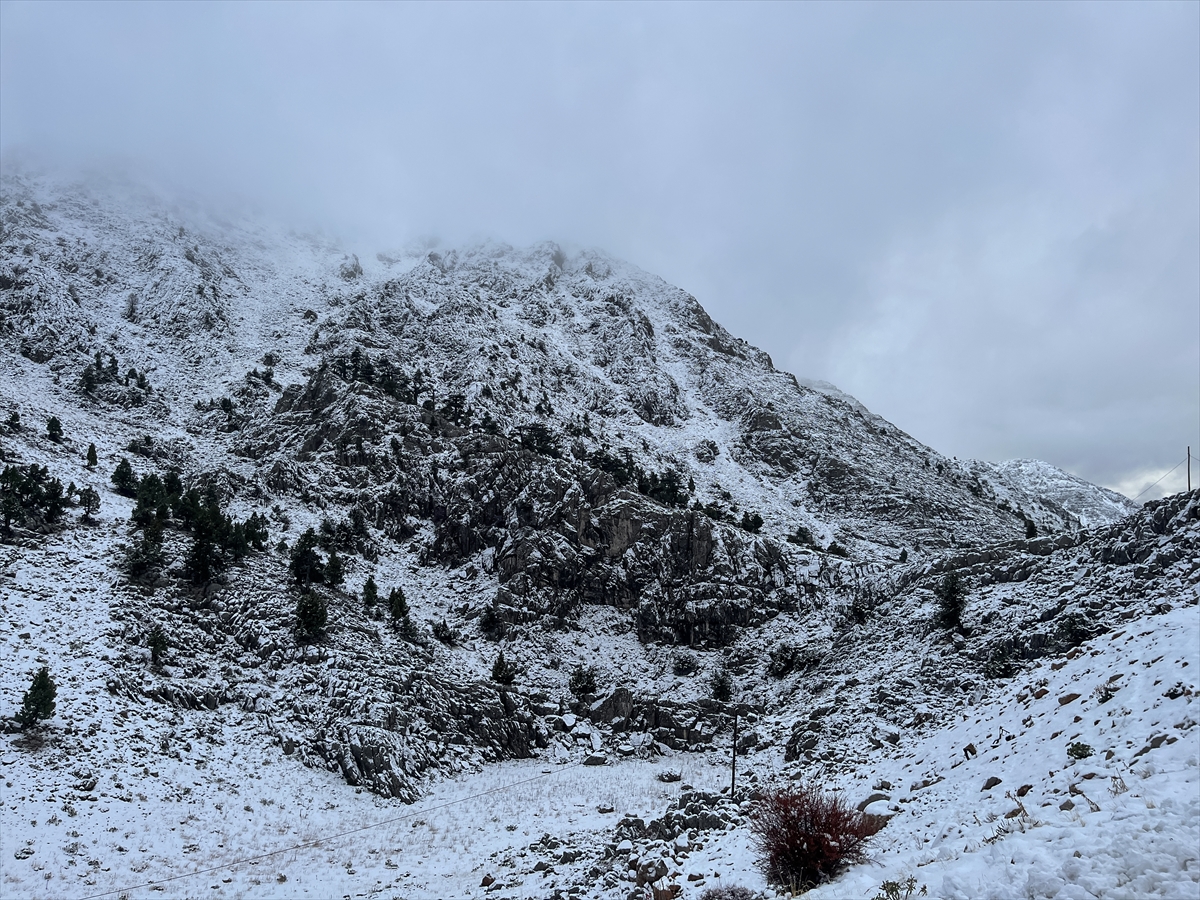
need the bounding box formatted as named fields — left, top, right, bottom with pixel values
left=2, top=1, right=1197, bottom=499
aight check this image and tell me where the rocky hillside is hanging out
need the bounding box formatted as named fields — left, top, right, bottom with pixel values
left=0, top=169, right=1160, bottom=818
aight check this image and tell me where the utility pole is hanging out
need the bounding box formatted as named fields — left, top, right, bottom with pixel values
left=730, top=709, right=738, bottom=796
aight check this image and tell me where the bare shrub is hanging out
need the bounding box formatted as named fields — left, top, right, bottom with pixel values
left=750, top=783, right=885, bottom=890
left=700, top=888, right=765, bottom=900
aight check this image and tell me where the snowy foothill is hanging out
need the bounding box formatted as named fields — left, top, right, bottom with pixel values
left=2, top=508, right=1196, bottom=898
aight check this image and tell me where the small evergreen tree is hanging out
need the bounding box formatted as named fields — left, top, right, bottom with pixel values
left=934, top=572, right=967, bottom=629
left=899, top=548, right=908, bottom=563
left=111, top=458, right=138, bottom=496
left=147, top=626, right=168, bottom=665
left=710, top=667, right=734, bottom=702
left=46, top=417, right=63, bottom=443
left=6, top=410, right=19, bottom=431
left=289, top=527, right=325, bottom=586
left=326, top=549, right=345, bottom=588
left=387, top=584, right=405, bottom=618
left=296, top=590, right=327, bottom=638
left=78, top=486, right=100, bottom=522
left=491, top=650, right=517, bottom=685
left=125, top=518, right=165, bottom=581
left=1025, top=518, right=1038, bottom=539
left=16, top=666, right=56, bottom=728
left=86, top=443, right=98, bottom=468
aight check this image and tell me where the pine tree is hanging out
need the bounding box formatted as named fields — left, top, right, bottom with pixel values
left=289, top=527, right=325, bottom=586
left=86, top=443, right=98, bottom=468
left=491, top=650, right=517, bottom=685
left=358, top=573, right=376, bottom=605
left=147, top=626, right=168, bottom=665
left=386, top=584, right=405, bottom=618
left=111, top=458, right=138, bottom=496
left=296, top=590, right=327, bottom=638
left=17, top=666, right=56, bottom=728
left=934, top=572, right=967, bottom=629
left=1025, top=518, right=1038, bottom=539
left=78, top=486, right=100, bottom=521
left=710, top=667, right=734, bottom=702
left=46, top=417, right=63, bottom=443
left=5, top=410, right=19, bottom=431
left=326, top=549, right=345, bottom=588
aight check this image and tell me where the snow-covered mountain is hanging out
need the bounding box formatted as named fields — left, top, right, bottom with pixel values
left=1, top=171, right=1194, bottom=900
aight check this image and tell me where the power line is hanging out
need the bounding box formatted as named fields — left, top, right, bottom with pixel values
left=78, top=759, right=588, bottom=900
left=1130, top=458, right=1187, bottom=502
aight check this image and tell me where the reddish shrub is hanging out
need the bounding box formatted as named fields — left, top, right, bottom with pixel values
left=750, top=783, right=886, bottom=890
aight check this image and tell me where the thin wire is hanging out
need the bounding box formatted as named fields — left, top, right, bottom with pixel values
left=77, top=760, right=587, bottom=900
left=1130, top=458, right=1186, bottom=501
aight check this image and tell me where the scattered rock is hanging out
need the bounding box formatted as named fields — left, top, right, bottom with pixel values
left=636, top=857, right=668, bottom=886
left=857, top=792, right=890, bottom=812
left=982, top=776, right=1003, bottom=791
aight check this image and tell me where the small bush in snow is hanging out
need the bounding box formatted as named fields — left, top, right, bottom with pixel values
left=1054, top=610, right=1093, bottom=650
left=491, top=650, right=517, bottom=685
left=568, top=664, right=597, bottom=697
left=767, top=643, right=812, bottom=678
left=672, top=651, right=699, bottom=676
left=740, top=511, right=764, bottom=533
left=479, top=605, right=502, bottom=638
left=871, top=876, right=928, bottom=900
left=17, top=666, right=57, bottom=728
left=710, top=667, right=734, bottom=702
left=699, top=888, right=764, bottom=900
left=750, top=783, right=885, bottom=891
left=983, top=642, right=1016, bottom=679
left=1067, top=741, right=1093, bottom=760
left=657, top=769, right=682, bottom=783
left=1093, top=682, right=1118, bottom=704
left=785, top=525, right=814, bottom=546
left=432, top=619, right=456, bottom=645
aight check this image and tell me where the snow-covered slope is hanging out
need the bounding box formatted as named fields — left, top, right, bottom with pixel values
left=1, top=171, right=1190, bottom=900
left=977, top=458, right=1141, bottom=530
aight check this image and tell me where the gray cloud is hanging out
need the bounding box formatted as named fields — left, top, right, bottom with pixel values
left=2, top=1, right=1196, bottom=497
